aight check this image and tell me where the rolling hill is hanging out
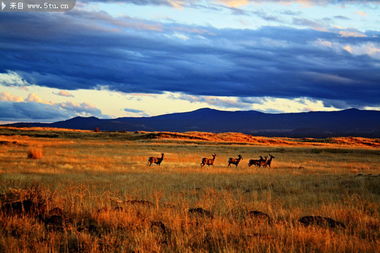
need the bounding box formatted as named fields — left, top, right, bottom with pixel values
left=4, top=108, right=380, bottom=137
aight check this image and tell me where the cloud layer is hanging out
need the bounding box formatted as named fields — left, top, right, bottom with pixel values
left=0, top=4, right=379, bottom=115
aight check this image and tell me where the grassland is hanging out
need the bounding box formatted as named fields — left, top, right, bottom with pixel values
left=0, top=127, right=379, bottom=252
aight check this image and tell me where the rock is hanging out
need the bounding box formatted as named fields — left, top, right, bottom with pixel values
left=1, top=199, right=42, bottom=216
left=45, top=215, right=64, bottom=232
left=150, top=220, right=171, bottom=245
left=125, top=200, right=154, bottom=208
left=48, top=207, right=65, bottom=217
left=188, top=208, right=213, bottom=219
left=299, top=216, right=346, bottom=229
left=247, top=210, right=272, bottom=224
left=150, top=220, right=170, bottom=235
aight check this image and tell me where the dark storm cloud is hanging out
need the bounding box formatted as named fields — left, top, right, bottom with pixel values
left=0, top=11, right=380, bottom=108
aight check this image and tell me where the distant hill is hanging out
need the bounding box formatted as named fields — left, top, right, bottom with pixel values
left=4, top=108, right=380, bottom=137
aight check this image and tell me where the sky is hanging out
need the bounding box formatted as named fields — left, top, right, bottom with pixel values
left=0, top=0, right=380, bottom=122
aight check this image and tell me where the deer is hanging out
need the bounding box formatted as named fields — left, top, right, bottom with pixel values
left=228, top=154, right=243, bottom=167
left=259, top=156, right=268, bottom=167
left=248, top=156, right=266, bottom=167
left=201, top=153, right=216, bottom=168
left=262, top=154, right=275, bottom=168
left=147, top=153, right=164, bottom=166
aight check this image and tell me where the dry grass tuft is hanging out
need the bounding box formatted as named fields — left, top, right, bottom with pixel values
left=27, top=146, right=43, bottom=159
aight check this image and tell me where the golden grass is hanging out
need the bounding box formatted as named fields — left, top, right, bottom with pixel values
left=0, top=126, right=93, bottom=133
left=0, top=129, right=379, bottom=252
left=1, top=126, right=380, bottom=148
left=136, top=130, right=380, bottom=148
left=0, top=135, right=73, bottom=147
left=0, top=182, right=379, bottom=252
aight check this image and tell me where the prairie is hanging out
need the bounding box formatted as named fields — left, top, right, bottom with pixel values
left=0, top=127, right=379, bottom=252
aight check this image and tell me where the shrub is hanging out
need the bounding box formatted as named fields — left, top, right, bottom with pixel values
left=27, top=146, right=43, bottom=159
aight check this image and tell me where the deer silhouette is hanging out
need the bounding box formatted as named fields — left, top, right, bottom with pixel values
left=228, top=154, right=243, bottom=167
left=263, top=154, right=275, bottom=168
left=248, top=156, right=266, bottom=167
left=147, top=153, right=164, bottom=166
left=201, top=154, right=216, bottom=168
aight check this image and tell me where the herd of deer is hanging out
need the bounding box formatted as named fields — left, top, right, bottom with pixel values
left=147, top=153, right=275, bottom=168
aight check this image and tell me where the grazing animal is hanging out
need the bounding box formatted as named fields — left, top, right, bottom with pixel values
left=263, top=154, right=275, bottom=168
left=228, top=154, right=243, bottom=167
left=258, top=156, right=268, bottom=167
left=147, top=153, right=164, bottom=166
left=248, top=156, right=266, bottom=167
left=201, top=153, right=216, bottom=168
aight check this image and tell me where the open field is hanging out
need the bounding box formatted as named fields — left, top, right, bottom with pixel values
left=0, top=127, right=379, bottom=252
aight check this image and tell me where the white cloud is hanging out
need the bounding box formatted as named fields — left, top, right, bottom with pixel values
left=314, top=38, right=380, bottom=59
left=0, top=88, right=108, bottom=121
left=0, top=92, right=24, bottom=102
left=356, top=10, right=367, bottom=17
left=171, top=92, right=340, bottom=113
left=25, top=93, right=50, bottom=104
left=241, top=96, right=339, bottom=113
left=0, top=84, right=369, bottom=123
left=58, top=101, right=104, bottom=117
left=363, top=106, right=380, bottom=111
left=173, top=93, right=251, bottom=110
left=0, top=71, right=29, bottom=86
left=314, top=39, right=333, bottom=48
left=338, top=31, right=367, bottom=38
left=218, top=0, right=249, bottom=7
left=172, top=32, right=189, bottom=40
left=344, top=42, right=380, bottom=59
left=167, top=0, right=187, bottom=8
left=53, top=90, right=74, bottom=97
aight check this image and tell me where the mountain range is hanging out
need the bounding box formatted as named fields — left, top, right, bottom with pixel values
left=4, top=108, right=380, bottom=137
